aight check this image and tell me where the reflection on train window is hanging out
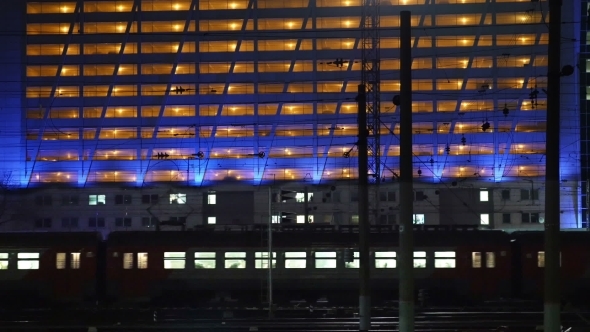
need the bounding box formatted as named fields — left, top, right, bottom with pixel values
left=18, top=253, right=40, bottom=270
left=414, top=251, right=426, bottom=268
left=345, top=252, right=359, bottom=268
left=0, top=253, right=7, bottom=269
left=434, top=251, right=456, bottom=268
left=195, top=252, right=216, bottom=269
left=225, top=252, right=246, bottom=269
left=285, top=252, right=306, bottom=268
left=164, top=252, right=186, bottom=269
left=123, top=253, right=133, bottom=269
left=56, top=252, right=66, bottom=269
left=255, top=252, right=276, bottom=269
left=375, top=251, right=396, bottom=268
left=71, top=253, right=81, bottom=269
left=485, top=252, right=495, bottom=268
left=138, top=253, right=148, bottom=269
left=315, top=252, right=336, bottom=268
left=472, top=252, right=482, bottom=268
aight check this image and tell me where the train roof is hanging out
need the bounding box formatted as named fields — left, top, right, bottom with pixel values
left=107, top=225, right=510, bottom=248
left=0, top=232, right=102, bottom=248
left=510, top=230, right=590, bottom=244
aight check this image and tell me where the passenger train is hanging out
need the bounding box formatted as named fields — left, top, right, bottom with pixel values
left=0, top=225, right=588, bottom=308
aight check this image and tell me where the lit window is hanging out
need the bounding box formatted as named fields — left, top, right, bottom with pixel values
left=413, top=214, right=425, bottom=224
left=207, top=193, right=216, bottom=204
left=89, top=194, right=106, bottom=205
left=225, top=252, right=246, bottom=269
left=296, top=215, right=313, bottom=223
left=138, top=253, right=148, bottom=269
left=123, top=253, right=133, bottom=269
left=271, top=215, right=281, bottom=223
left=164, top=252, right=186, bottom=269
left=315, top=252, right=337, bottom=268
left=195, top=252, right=216, bottom=269
left=480, top=214, right=490, bottom=225
left=434, top=251, right=456, bottom=268
left=255, top=252, right=276, bottom=269
left=70, top=253, right=80, bottom=269
left=285, top=252, right=306, bottom=268
left=56, top=253, right=66, bottom=269
left=0, top=253, right=7, bottom=270
left=538, top=251, right=545, bottom=267
left=17, top=253, right=40, bottom=270
left=207, top=216, right=216, bottom=224
left=295, top=192, right=313, bottom=202
left=480, top=190, right=489, bottom=202
left=375, top=251, right=396, bottom=268
left=170, top=193, right=186, bottom=204
left=344, top=251, right=359, bottom=268
left=472, top=252, right=482, bottom=268
left=414, top=251, right=426, bottom=268
left=485, top=252, right=495, bottom=268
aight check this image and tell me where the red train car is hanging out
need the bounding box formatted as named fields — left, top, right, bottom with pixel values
left=0, top=232, right=102, bottom=308
left=104, top=226, right=512, bottom=306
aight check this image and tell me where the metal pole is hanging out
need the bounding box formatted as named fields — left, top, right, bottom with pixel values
left=268, top=187, right=273, bottom=318
left=544, top=0, right=561, bottom=331
left=304, top=186, right=309, bottom=224
left=399, top=10, right=414, bottom=332
left=357, top=84, right=371, bottom=332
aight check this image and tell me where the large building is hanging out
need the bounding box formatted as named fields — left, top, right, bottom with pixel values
left=0, top=0, right=583, bottom=233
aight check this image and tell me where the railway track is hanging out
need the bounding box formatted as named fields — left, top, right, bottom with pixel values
left=0, top=308, right=588, bottom=331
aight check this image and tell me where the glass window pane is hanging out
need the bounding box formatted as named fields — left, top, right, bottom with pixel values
left=18, top=261, right=40, bottom=270
left=285, top=252, right=306, bottom=258
left=56, top=253, right=66, bottom=269
left=414, top=259, right=426, bottom=268
left=195, top=252, right=216, bottom=258
left=164, top=260, right=186, bottom=269
left=225, top=259, right=246, bottom=268
left=285, top=259, right=306, bottom=268
left=315, top=252, right=336, bottom=258
left=472, top=252, right=482, bottom=268
left=225, top=252, right=246, bottom=258
left=0, top=253, right=8, bottom=259
left=315, top=259, right=336, bottom=268
left=164, top=252, right=186, bottom=258
left=376, top=259, right=396, bottom=268
left=435, top=259, right=456, bottom=268
left=434, top=251, right=455, bottom=258
left=375, top=251, right=396, bottom=257
left=18, top=253, right=40, bottom=259
left=480, top=190, right=489, bottom=201
left=70, top=253, right=80, bottom=269
left=138, top=253, right=148, bottom=269
left=414, top=251, right=426, bottom=257
left=195, top=259, right=216, bottom=269
left=123, top=253, right=133, bottom=269
left=485, top=252, right=495, bottom=268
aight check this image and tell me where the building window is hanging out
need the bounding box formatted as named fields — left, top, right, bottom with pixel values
left=285, top=252, right=306, bottom=268
left=61, top=195, right=79, bottom=205
left=350, top=191, right=358, bottom=202
left=35, top=218, right=52, bottom=228
left=123, top=253, right=133, bottom=269
left=414, top=251, right=427, bottom=268
left=115, top=194, right=132, bottom=205
left=88, top=217, right=105, bottom=228
left=207, top=193, right=216, bottom=204
left=35, top=195, right=53, bottom=206
left=413, top=214, right=425, bottom=224
left=142, top=194, right=159, bottom=204
left=137, top=253, right=148, bottom=269
left=89, top=194, right=106, bottom=205
left=502, top=213, right=511, bottom=224
left=17, top=253, right=40, bottom=270
left=414, top=191, right=426, bottom=201
left=315, top=252, right=336, bottom=268
left=522, top=212, right=540, bottom=223
left=434, top=251, right=456, bottom=268
left=295, top=192, right=313, bottom=202
left=0, top=253, right=7, bottom=270
left=521, top=189, right=539, bottom=201
left=479, top=190, right=489, bottom=202
left=195, top=252, right=216, bottom=269
left=170, top=193, right=186, bottom=204
left=375, top=251, right=396, bottom=268
left=141, top=217, right=157, bottom=227
left=296, top=215, right=313, bottom=223
left=115, top=217, right=132, bottom=227
left=271, top=215, right=281, bottom=223
left=255, top=252, right=276, bottom=269
left=70, top=253, right=81, bottom=269
left=164, top=252, right=186, bottom=269
left=480, top=213, right=490, bottom=225
left=501, top=189, right=510, bottom=200
left=207, top=216, right=216, bottom=224
left=380, top=191, right=396, bottom=202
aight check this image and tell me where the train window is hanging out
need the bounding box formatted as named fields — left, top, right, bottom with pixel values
left=434, top=251, right=456, bottom=268
left=225, top=252, right=246, bottom=269
left=195, top=252, right=216, bottom=269
left=375, top=251, right=396, bottom=268
left=345, top=252, right=360, bottom=269
left=285, top=252, right=306, bottom=268
left=123, top=253, right=133, bottom=269
left=485, top=252, right=495, bottom=268
left=137, top=253, right=148, bottom=269
left=17, top=253, right=40, bottom=270
left=255, top=252, right=276, bottom=269
left=0, top=253, right=7, bottom=270
left=414, top=251, right=426, bottom=268
left=315, top=252, right=336, bottom=268
left=479, top=190, right=489, bottom=202
left=164, top=252, right=186, bottom=269
left=537, top=251, right=561, bottom=267
left=71, top=253, right=81, bottom=269
left=56, top=253, right=66, bottom=269
left=472, top=252, right=482, bottom=268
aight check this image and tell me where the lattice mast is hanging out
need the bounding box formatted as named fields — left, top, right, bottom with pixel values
left=361, top=0, right=381, bottom=185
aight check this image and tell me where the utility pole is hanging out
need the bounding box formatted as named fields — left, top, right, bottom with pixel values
left=357, top=84, right=371, bottom=332
left=544, top=0, right=561, bottom=331
left=399, top=11, right=414, bottom=332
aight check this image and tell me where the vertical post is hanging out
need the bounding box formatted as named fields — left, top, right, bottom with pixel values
left=304, top=186, right=309, bottom=224
left=399, top=10, right=414, bottom=332
left=544, top=0, right=561, bottom=331
left=357, top=84, right=371, bottom=332
left=268, top=187, right=273, bottom=318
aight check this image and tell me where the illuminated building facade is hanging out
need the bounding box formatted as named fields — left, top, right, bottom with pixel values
left=0, top=0, right=582, bottom=232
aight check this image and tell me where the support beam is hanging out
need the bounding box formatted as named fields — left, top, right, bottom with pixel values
left=399, top=10, right=414, bottom=332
